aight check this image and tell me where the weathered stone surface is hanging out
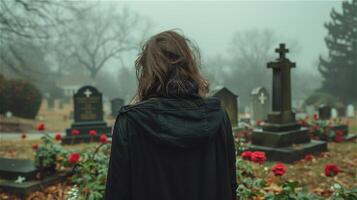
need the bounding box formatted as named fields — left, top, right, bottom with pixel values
left=250, top=140, right=327, bottom=163
left=250, top=44, right=327, bottom=163
left=0, top=158, right=37, bottom=180
left=63, top=85, right=111, bottom=144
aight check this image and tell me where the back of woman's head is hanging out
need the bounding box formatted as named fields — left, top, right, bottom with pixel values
left=134, top=30, right=208, bottom=102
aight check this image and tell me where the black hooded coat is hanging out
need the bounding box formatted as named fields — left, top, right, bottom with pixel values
left=105, top=97, right=237, bottom=200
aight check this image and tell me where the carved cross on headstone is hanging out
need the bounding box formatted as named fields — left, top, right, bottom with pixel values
left=259, top=93, right=267, bottom=104
left=84, top=89, right=92, bottom=98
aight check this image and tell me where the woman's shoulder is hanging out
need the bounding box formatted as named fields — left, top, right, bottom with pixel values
left=117, top=99, right=156, bottom=115
left=116, top=96, right=223, bottom=116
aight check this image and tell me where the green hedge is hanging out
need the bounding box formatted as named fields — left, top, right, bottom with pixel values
left=0, top=74, right=42, bottom=119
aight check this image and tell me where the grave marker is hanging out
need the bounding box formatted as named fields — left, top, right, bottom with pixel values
left=250, top=43, right=327, bottom=163
left=346, top=104, right=355, bottom=118
left=62, top=85, right=111, bottom=144
left=251, top=86, right=270, bottom=122
left=331, top=108, right=338, bottom=118
left=0, top=158, right=37, bottom=180
left=318, top=104, right=331, bottom=120
left=210, top=86, right=238, bottom=127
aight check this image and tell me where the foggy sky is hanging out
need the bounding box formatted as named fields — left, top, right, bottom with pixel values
left=110, top=0, right=342, bottom=73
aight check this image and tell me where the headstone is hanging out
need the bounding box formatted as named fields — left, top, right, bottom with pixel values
left=209, top=86, right=238, bottom=127
left=346, top=104, right=355, bottom=118
left=111, top=98, right=125, bottom=117
left=331, top=108, right=338, bottom=118
left=251, top=86, right=270, bottom=122
left=0, top=158, right=37, bottom=180
left=62, top=86, right=111, bottom=144
left=318, top=104, right=331, bottom=120
left=250, top=43, right=327, bottom=163
left=337, top=106, right=346, bottom=117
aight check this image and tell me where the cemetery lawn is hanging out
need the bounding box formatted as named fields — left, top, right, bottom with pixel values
left=0, top=138, right=356, bottom=198
left=279, top=141, right=357, bottom=195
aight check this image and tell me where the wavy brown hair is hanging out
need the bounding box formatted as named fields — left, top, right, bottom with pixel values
left=132, top=30, right=208, bottom=103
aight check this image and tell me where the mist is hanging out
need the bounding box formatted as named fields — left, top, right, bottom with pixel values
left=0, top=0, right=344, bottom=106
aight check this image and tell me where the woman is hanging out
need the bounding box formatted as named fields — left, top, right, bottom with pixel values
left=105, top=30, right=237, bottom=200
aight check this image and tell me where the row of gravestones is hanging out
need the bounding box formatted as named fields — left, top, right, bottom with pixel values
left=246, top=87, right=356, bottom=123
left=309, top=104, right=355, bottom=119
left=0, top=86, right=125, bottom=197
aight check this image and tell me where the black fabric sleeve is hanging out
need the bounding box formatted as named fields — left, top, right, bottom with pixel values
left=105, top=115, right=131, bottom=200
left=224, top=111, right=238, bottom=200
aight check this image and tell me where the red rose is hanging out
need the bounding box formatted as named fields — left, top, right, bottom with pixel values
left=21, top=133, right=27, bottom=139
left=325, top=164, right=341, bottom=177
left=335, top=130, right=344, bottom=142
left=37, top=123, right=45, bottom=131
left=68, top=153, right=80, bottom=164
left=304, top=154, right=313, bottom=161
left=313, top=114, right=319, bottom=121
left=272, top=163, right=287, bottom=176
left=100, top=134, right=108, bottom=144
left=89, top=130, right=97, bottom=136
left=251, top=151, right=266, bottom=164
left=71, top=129, right=80, bottom=136
left=313, top=124, right=319, bottom=131
left=55, top=132, right=62, bottom=141
left=241, top=151, right=252, bottom=161
left=32, top=144, right=39, bottom=150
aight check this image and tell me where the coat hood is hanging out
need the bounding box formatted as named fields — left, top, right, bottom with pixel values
left=118, top=97, right=226, bottom=148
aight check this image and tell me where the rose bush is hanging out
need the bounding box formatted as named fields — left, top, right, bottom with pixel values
left=298, top=116, right=349, bottom=142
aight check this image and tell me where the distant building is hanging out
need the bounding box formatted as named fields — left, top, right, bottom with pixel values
left=209, top=86, right=239, bottom=127
left=56, top=74, right=93, bottom=98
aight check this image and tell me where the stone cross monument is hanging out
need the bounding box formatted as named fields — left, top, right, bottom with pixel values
left=250, top=44, right=327, bottom=163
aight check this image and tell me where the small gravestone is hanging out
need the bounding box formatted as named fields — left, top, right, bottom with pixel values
left=0, top=158, right=37, bottom=180
left=331, top=108, right=338, bottom=118
left=209, top=86, right=238, bottom=128
left=0, top=157, right=70, bottom=198
left=337, top=106, right=346, bottom=117
left=111, top=98, right=125, bottom=117
left=346, top=104, right=355, bottom=118
left=251, top=86, right=270, bottom=122
left=250, top=43, right=326, bottom=163
left=318, top=104, right=331, bottom=120
left=62, top=86, right=111, bottom=144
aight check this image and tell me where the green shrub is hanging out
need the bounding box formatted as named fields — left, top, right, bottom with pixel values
left=0, top=75, right=42, bottom=119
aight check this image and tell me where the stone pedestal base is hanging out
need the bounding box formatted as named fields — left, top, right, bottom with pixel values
left=250, top=140, right=327, bottom=163
left=250, top=122, right=327, bottom=163
left=62, top=121, right=112, bottom=144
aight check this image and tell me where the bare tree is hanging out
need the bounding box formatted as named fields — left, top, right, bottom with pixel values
left=0, top=0, right=85, bottom=79
left=63, top=5, right=151, bottom=80
left=0, top=0, right=79, bottom=39
left=205, top=29, right=301, bottom=106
